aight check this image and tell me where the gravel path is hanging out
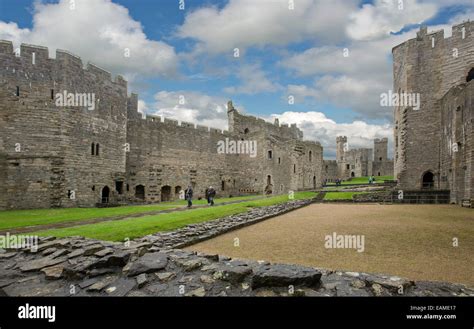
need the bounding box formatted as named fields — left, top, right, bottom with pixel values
left=186, top=204, right=474, bottom=285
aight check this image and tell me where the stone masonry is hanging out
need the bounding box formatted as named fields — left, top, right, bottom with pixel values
left=323, top=137, right=394, bottom=182
left=393, top=22, right=474, bottom=205
left=0, top=41, right=323, bottom=209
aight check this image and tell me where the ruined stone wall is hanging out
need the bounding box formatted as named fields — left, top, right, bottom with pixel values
left=0, top=41, right=127, bottom=209
left=393, top=22, right=474, bottom=189
left=440, top=81, right=473, bottom=204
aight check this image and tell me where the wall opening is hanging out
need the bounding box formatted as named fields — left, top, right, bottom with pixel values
left=161, top=185, right=171, bottom=202
left=267, top=150, right=273, bottom=159
left=101, top=186, right=110, bottom=204
left=351, top=172, right=355, bottom=177
left=115, top=181, right=123, bottom=195
left=91, top=143, right=95, bottom=155
left=95, top=143, right=100, bottom=156
left=309, top=151, right=312, bottom=162
left=313, top=176, right=316, bottom=188
left=221, top=180, right=225, bottom=191
left=466, top=68, right=474, bottom=82
left=175, top=186, right=182, bottom=199
left=422, top=171, right=434, bottom=189
left=135, top=185, right=145, bottom=200
left=16, top=86, right=19, bottom=97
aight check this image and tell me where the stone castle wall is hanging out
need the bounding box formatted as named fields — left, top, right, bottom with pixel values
left=0, top=41, right=128, bottom=209
left=0, top=41, right=324, bottom=209
left=327, top=137, right=393, bottom=182
left=393, top=21, right=474, bottom=205
left=393, top=22, right=474, bottom=190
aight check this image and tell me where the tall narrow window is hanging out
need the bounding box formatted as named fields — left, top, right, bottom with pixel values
left=95, top=143, right=100, bottom=156
left=32, top=52, right=36, bottom=65
left=309, top=151, right=312, bottom=162
left=51, top=89, right=54, bottom=100
left=91, top=143, right=95, bottom=155
left=16, top=86, right=19, bottom=97
left=267, top=150, right=273, bottom=159
left=293, top=164, right=296, bottom=173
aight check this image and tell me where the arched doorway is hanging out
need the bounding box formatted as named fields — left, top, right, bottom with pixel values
left=161, top=185, right=171, bottom=202
left=101, top=186, right=110, bottom=204
left=422, top=171, right=434, bottom=189
left=174, top=186, right=182, bottom=200
left=135, top=185, right=145, bottom=200
left=351, top=172, right=355, bottom=177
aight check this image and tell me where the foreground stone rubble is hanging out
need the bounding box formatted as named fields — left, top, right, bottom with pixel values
left=1, top=200, right=473, bottom=297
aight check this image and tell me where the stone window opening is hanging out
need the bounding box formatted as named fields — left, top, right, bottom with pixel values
left=278, top=157, right=281, bottom=164
left=91, top=185, right=95, bottom=191
left=91, top=143, right=95, bottom=155
left=309, top=151, right=312, bottom=162
left=466, top=68, right=474, bottom=82
left=267, top=175, right=272, bottom=185
left=244, top=128, right=249, bottom=134
left=115, top=181, right=124, bottom=195
left=379, top=157, right=382, bottom=161
left=51, top=89, right=54, bottom=100
left=16, top=86, right=19, bottom=97
left=95, top=143, right=100, bottom=156
left=293, top=164, right=296, bottom=173
left=221, top=180, right=225, bottom=191
left=346, top=164, right=350, bottom=170
left=267, top=150, right=273, bottom=159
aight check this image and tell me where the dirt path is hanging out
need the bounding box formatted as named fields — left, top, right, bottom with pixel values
left=186, top=203, right=474, bottom=285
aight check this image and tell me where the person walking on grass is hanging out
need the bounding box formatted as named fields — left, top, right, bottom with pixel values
left=206, top=186, right=216, bottom=206
left=185, top=185, right=193, bottom=208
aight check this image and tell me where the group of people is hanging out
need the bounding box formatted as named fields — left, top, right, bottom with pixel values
left=184, top=185, right=216, bottom=208
left=368, top=176, right=376, bottom=184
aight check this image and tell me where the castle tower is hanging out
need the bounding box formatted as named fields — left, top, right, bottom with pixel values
left=392, top=21, right=474, bottom=189
left=374, top=138, right=388, bottom=162
left=336, top=136, right=347, bottom=163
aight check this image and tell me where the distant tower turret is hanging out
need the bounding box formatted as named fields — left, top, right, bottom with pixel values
left=374, top=138, right=388, bottom=162
left=336, top=136, right=347, bottom=162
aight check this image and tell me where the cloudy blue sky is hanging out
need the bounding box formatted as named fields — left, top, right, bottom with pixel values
left=0, top=0, right=473, bottom=158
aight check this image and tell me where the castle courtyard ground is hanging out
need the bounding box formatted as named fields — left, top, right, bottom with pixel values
left=186, top=204, right=474, bottom=286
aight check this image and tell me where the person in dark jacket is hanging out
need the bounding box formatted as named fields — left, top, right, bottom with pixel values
left=206, top=186, right=216, bottom=206
left=185, top=185, right=193, bottom=208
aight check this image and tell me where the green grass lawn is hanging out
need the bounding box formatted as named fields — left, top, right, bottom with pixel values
left=32, top=192, right=316, bottom=241
left=323, top=192, right=367, bottom=200
left=326, top=175, right=393, bottom=186
left=0, top=195, right=261, bottom=231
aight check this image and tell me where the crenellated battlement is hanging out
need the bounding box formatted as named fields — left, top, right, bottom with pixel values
left=393, top=20, right=473, bottom=53
left=139, top=113, right=230, bottom=136
left=0, top=40, right=128, bottom=89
